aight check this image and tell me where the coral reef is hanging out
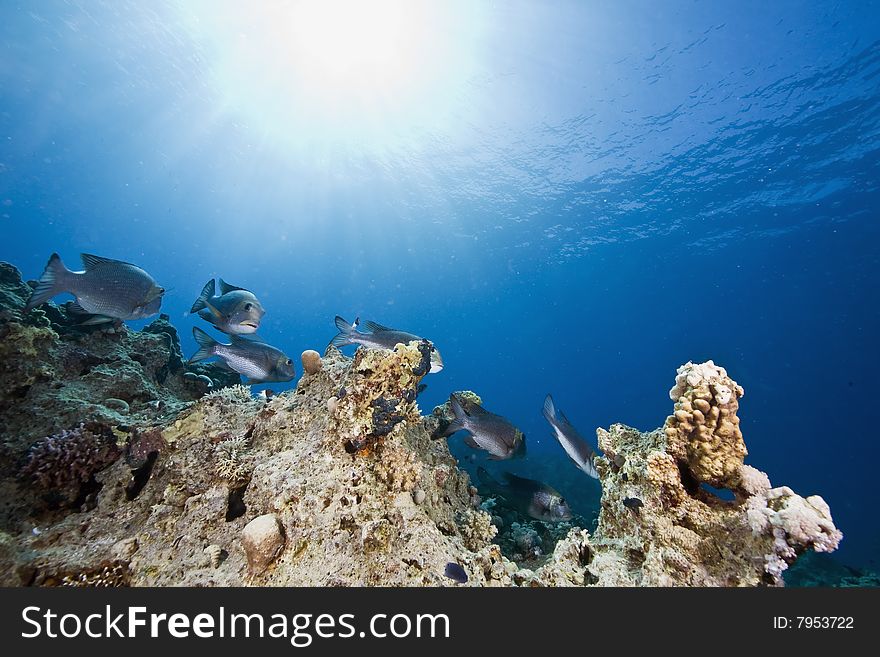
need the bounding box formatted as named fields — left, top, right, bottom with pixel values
left=0, top=268, right=844, bottom=588
left=0, top=263, right=238, bottom=460
left=325, top=340, right=431, bottom=452
left=581, top=415, right=841, bottom=585
left=0, top=343, right=500, bottom=586
left=214, top=435, right=253, bottom=485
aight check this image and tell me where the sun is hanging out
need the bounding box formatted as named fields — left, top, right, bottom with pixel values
left=287, top=1, right=419, bottom=94
left=178, top=0, right=484, bottom=149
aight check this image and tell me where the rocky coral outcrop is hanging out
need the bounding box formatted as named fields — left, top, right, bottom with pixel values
left=0, top=262, right=237, bottom=454
left=0, top=342, right=502, bottom=586
left=0, top=262, right=240, bottom=550
left=0, top=265, right=842, bottom=587
left=560, top=368, right=842, bottom=585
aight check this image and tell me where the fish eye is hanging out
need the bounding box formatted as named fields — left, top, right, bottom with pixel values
left=158, top=287, right=165, bottom=294
left=286, top=359, right=292, bottom=365
left=244, top=303, right=252, bottom=311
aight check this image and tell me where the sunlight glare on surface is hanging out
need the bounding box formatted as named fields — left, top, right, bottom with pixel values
left=179, top=0, right=484, bottom=150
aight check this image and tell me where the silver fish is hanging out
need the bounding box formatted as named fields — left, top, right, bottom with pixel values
left=477, top=467, right=571, bottom=522
left=543, top=394, right=599, bottom=479
left=446, top=393, right=525, bottom=460
left=25, top=253, right=164, bottom=323
left=188, top=328, right=295, bottom=384
left=331, top=316, right=443, bottom=373
left=190, top=278, right=265, bottom=335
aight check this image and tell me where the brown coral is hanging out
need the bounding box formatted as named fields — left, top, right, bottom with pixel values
left=301, top=350, right=322, bottom=375
left=664, top=360, right=746, bottom=490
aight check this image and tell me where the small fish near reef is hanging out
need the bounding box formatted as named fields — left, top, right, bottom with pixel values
left=441, top=393, right=525, bottom=460
left=331, top=316, right=444, bottom=373
left=477, top=467, right=571, bottom=522
left=190, top=278, right=265, bottom=335
left=189, top=327, right=295, bottom=384
left=623, top=497, right=644, bottom=513
left=444, top=562, right=468, bottom=584
left=543, top=394, right=599, bottom=479
left=25, top=253, right=165, bottom=323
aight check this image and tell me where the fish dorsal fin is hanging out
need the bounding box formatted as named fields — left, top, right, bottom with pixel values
left=203, top=299, right=225, bottom=320
left=361, top=319, right=391, bottom=333
left=81, top=253, right=128, bottom=270
left=501, top=471, right=533, bottom=488
left=218, top=278, right=247, bottom=295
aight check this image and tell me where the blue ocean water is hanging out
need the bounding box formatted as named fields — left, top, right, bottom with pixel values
left=1, top=1, right=878, bottom=570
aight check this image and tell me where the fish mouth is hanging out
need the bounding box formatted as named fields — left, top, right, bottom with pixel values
left=239, top=321, right=260, bottom=330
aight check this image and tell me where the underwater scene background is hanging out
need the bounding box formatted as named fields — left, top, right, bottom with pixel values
left=1, top=1, right=878, bottom=580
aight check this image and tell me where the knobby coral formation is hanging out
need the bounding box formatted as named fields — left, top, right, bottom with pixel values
left=0, top=260, right=841, bottom=586
left=21, top=422, right=122, bottom=508
left=586, top=363, right=842, bottom=585
left=664, top=361, right=746, bottom=489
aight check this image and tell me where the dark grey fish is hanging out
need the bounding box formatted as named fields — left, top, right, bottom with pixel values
left=444, top=562, right=468, bottom=584
left=477, top=467, right=571, bottom=522
left=190, top=278, right=265, bottom=335
left=331, top=316, right=443, bottom=373
left=445, top=394, right=525, bottom=460
left=623, top=497, right=643, bottom=512
left=189, top=327, right=295, bottom=384
left=25, top=253, right=164, bottom=323
left=543, top=394, right=599, bottom=479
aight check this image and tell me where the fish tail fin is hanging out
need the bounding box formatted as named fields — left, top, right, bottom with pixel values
left=446, top=394, right=469, bottom=433
left=25, top=253, right=71, bottom=312
left=542, top=394, right=558, bottom=426
left=330, top=315, right=358, bottom=347
left=189, top=327, right=218, bottom=363
left=190, top=279, right=215, bottom=314
left=476, top=466, right=497, bottom=488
